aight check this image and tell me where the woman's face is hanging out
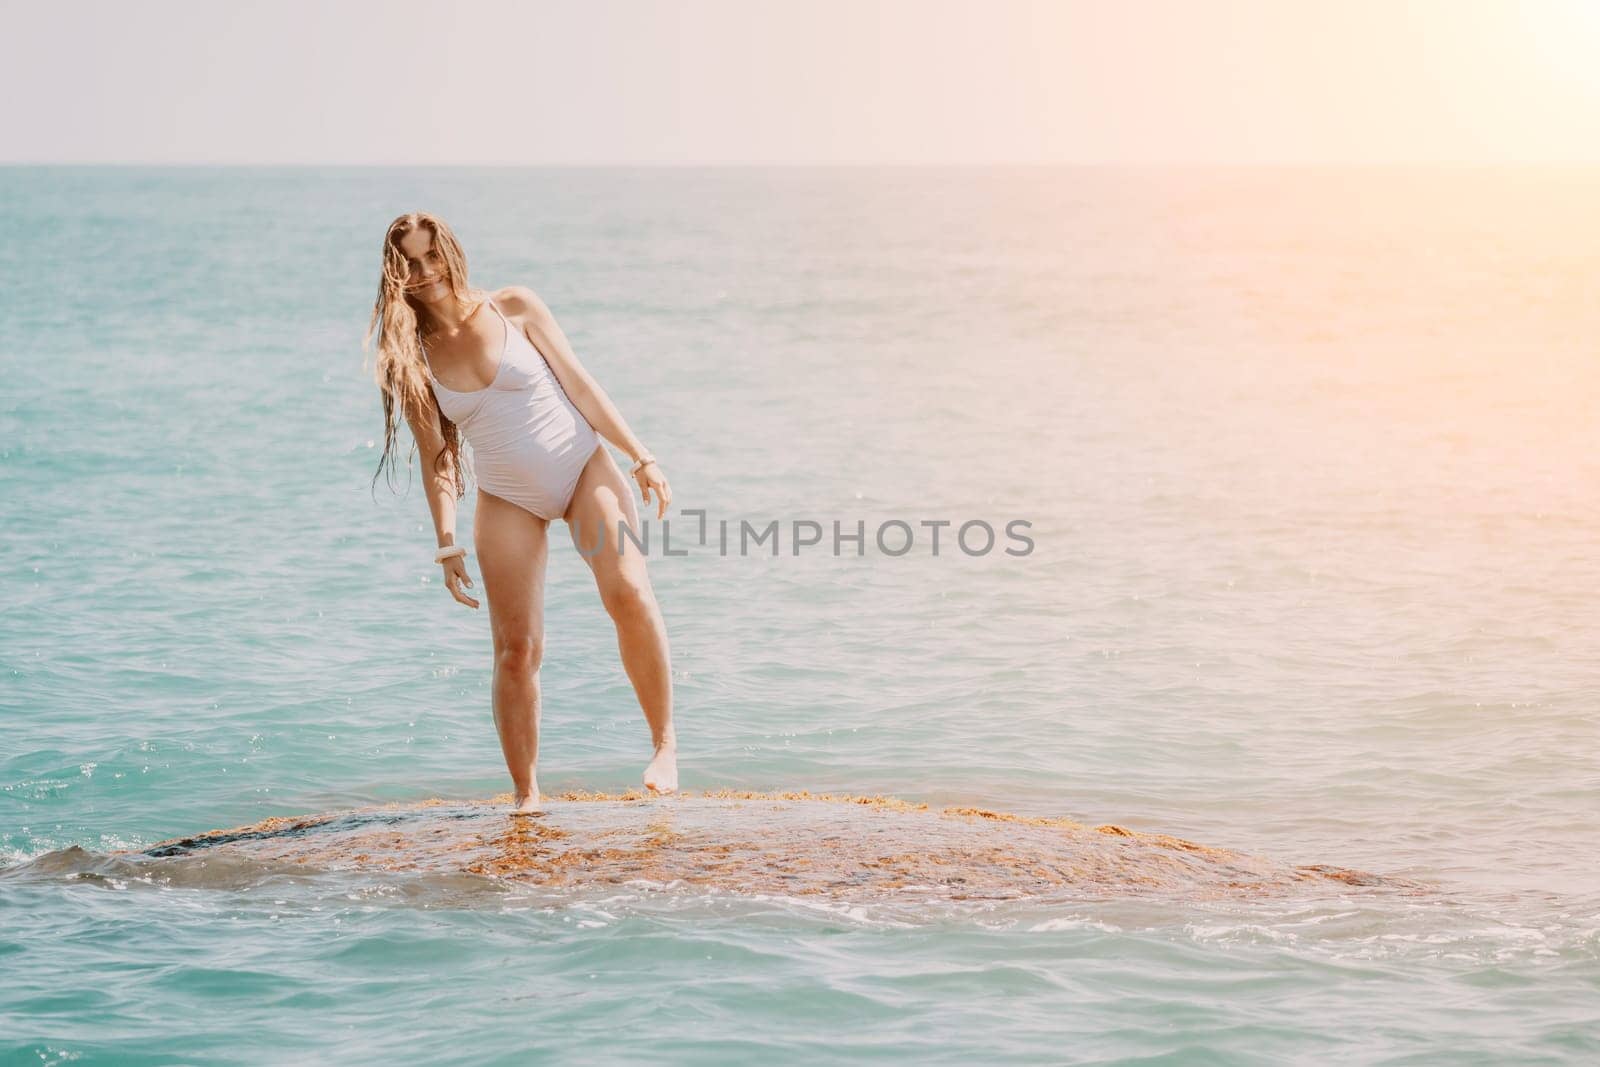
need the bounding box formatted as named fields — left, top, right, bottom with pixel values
left=397, top=228, right=449, bottom=302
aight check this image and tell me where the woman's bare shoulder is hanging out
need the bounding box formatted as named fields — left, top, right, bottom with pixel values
left=491, top=285, right=554, bottom=325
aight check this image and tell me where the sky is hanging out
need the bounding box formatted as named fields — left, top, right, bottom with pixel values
left=2, top=0, right=1599, bottom=165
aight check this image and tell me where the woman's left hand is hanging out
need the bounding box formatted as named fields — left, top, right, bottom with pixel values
left=634, top=460, right=672, bottom=520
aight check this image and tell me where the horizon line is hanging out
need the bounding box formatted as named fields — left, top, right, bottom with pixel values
left=6, top=160, right=1600, bottom=169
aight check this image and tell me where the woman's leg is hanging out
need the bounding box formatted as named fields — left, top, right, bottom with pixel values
left=563, top=446, right=677, bottom=793
left=473, top=488, right=551, bottom=813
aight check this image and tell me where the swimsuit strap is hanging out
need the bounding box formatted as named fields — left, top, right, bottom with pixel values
left=482, top=292, right=509, bottom=328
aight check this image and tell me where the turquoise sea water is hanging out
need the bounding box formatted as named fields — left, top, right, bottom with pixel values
left=3, top=166, right=1598, bottom=1063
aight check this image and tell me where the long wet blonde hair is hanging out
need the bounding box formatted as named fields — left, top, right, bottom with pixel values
left=361, top=211, right=486, bottom=500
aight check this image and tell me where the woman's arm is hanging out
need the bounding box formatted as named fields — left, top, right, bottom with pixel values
left=497, top=285, right=651, bottom=464
left=402, top=389, right=479, bottom=609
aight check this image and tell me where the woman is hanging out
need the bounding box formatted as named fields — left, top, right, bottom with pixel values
left=363, top=211, right=677, bottom=814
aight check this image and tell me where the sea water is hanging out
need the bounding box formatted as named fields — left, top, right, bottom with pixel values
left=2, top=166, right=1597, bottom=1063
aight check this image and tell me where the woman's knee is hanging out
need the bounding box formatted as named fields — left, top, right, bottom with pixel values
left=599, top=571, right=655, bottom=621
left=494, top=633, right=544, bottom=676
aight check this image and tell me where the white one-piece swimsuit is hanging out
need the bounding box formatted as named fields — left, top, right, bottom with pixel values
left=421, top=295, right=600, bottom=521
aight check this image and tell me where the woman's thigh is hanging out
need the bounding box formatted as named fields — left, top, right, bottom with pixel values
left=562, top=446, right=652, bottom=600
left=474, top=488, right=550, bottom=651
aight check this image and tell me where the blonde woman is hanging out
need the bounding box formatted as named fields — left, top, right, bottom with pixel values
left=364, top=212, right=676, bottom=814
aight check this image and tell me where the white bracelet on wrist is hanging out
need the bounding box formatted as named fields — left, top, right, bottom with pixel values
left=434, top=545, right=467, bottom=564
left=629, top=454, right=657, bottom=476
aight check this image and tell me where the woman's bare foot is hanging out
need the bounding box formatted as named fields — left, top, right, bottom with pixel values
left=643, top=742, right=678, bottom=795
left=510, top=788, right=543, bottom=815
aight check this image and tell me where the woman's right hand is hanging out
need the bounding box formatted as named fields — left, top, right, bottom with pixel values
left=441, top=554, right=480, bottom=610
